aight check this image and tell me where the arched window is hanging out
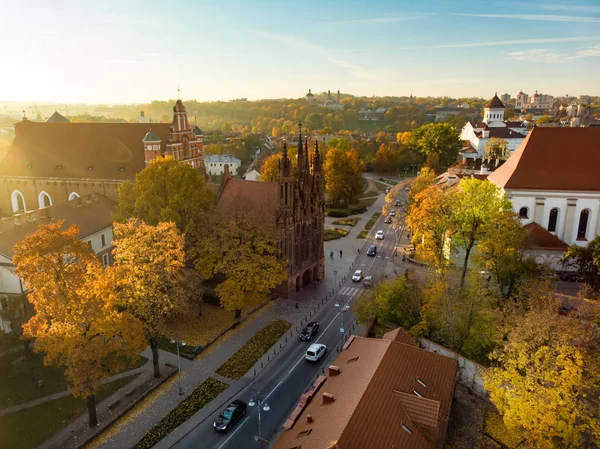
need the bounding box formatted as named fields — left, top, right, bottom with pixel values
left=577, top=209, right=590, bottom=240
left=38, top=191, right=52, bottom=208
left=518, top=207, right=529, bottom=219
left=11, top=190, right=26, bottom=213
left=68, top=192, right=80, bottom=201
left=548, top=208, right=558, bottom=233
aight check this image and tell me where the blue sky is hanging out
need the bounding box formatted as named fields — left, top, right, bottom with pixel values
left=1, top=0, right=599, bottom=103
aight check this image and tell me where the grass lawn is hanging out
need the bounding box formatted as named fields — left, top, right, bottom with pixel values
left=363, top=189, right=379, bottom=197
left=356, top=196, right=378, bottom=208
left=331, top=217, right=360, bottom=227
left=357, top=230, right=368, bottom=239
left=216, top=319, right=291, bottom=380
left=0, top=373, right=139, bottom=449
left=324, top=227, right=349, bottom=241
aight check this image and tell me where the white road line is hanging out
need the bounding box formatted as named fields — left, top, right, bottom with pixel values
left=264, top=381, right=283, bottom=402
left=340, top=286, right=350, bottom=295
left=217, top=416, right=250, bottom=449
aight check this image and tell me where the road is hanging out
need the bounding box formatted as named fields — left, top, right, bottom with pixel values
left=172, top=212, right=399, bottom=449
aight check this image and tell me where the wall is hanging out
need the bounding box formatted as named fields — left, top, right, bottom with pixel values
left=418, top=337, right=489, bottom=399
left=206, top=161, right=240, bottom=176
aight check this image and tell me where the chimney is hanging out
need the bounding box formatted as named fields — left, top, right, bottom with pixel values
left=322, top=392, right=335, bottom=404
left=306, top=415, right=313, bottom=424
left=328, top=365, right=341, bottom=377
left=223, top=163, right=230, bottom=180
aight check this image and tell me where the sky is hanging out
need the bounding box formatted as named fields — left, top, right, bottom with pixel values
left=0, top=0, right=599, bottom=104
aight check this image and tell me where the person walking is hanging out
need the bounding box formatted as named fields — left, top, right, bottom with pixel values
left=339, top=249, right=343, bottom=258
left=330, top=251, right=334, bottom=260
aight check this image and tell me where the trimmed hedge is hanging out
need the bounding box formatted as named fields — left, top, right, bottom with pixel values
left=324, top=228, right=349, bottom=241
left=332, top=217, right=360, bottom=226
left=216, top=319, right=291, bottom=380
left=132, top=378, right=228, bottom=449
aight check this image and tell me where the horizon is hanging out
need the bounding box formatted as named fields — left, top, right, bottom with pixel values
left=1, top=0, right=599, bottom=104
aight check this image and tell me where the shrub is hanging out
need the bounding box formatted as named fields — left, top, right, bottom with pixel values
left=216, top=319, right=291, bottom=380
left=133, top=378, right=228, bottom=449
left=331, top=217, right=360, bottom=226
left=324, top=228, right=349, bottom=241
left=327, top=209, right=350, bottom=218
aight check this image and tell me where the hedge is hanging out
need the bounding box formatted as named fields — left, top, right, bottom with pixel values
left=331, top=217, right=360, bottom=226
left=132, top=377, right=228, bottom=449
left=324, top=228, right=349, bottom=241
left=215, top=319, right=291, bottom=380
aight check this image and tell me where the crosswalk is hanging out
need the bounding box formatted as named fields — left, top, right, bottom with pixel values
left=338, top=286, right=363, bottom=297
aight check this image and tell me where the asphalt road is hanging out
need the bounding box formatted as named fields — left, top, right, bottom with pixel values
left=172, top=213, right=399, bottom=449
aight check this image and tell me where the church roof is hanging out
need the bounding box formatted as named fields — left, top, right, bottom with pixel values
left=46, top=111, right=70, bottom=123
left=215, top=178, right=278, bottom=220
left=488, top=127, right=600, bottom=191
left=0, top=120, right=171, bottom=180
left=524, top=222, right=568, bottom=250
left=142, top=129, right=161, bottom=142
left=193, top=125, right=203, bottom=135
left=306, top=89, right=314, bottom=97
left=485, top=93, right=505, bottom=109
left=474, top=127, right=526, bottom=139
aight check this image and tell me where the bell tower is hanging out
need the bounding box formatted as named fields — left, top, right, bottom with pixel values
left=142, top=129, right=162, bottom=166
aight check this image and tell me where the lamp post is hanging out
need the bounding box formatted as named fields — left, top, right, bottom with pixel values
left=170, top=338, right=186, bottom=395
left=334, top=299, right=350, bottom=344
left=248, top=397, right=271, bottom=447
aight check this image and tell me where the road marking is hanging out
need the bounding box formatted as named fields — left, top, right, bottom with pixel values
left=264, top=381, right=283, bottom=402
left=216, top=416, right=250, bottom=449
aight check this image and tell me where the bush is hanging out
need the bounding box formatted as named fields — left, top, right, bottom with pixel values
left=216, top=319, right=291, bottom=380
left=324, top=228, right=349, bottom=241
left=327, top=209, right=350, bottom=218
left=133, top=378, right=228, bottom=449
left=331, top=217, right=360, bottom=226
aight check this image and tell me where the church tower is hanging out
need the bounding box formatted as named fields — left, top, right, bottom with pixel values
left=143, top=129, right=162, bottom=165
left=163, top=100, right=206, bottom=174
left=483, top=92, right=505, bottom=126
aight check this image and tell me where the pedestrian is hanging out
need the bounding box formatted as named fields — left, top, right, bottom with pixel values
left=330, top=251, right=334, bottom=260
left=357, top=248, right=360, bottom=254
left=339, top=249, right=343, bottom=258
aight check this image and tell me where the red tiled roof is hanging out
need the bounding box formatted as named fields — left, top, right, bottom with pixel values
left=524, top=222, right=568, bottom=250
left=485, top=93, right=505, bottom=109
left=488, top=127, right=600, bottom=191
left=382, top=327, right=417, bottom=346
left=0, top=120, right=171, bottom=180
left=215, top=178, right=278, bottom=218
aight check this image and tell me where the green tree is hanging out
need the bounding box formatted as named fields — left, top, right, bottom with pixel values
left=372, top=143, right=400, bottom=173
left=563, top=236, right=600, bottom=292
left=326, top=137, right=353, bottom=151
left=304, top=113, right=323, bottom=131
left=411, top=123, right=461, bottom=172
left=323, top=147, right=364, bottom=205
left=483, top=137, right=510, bottom=162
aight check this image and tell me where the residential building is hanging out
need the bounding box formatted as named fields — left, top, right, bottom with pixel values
left=460, top=93, right=528, bottom=159
left=0, top=100, right=205, bottom=216
left=243, top=168, right=260, bottom=181
left=272, top=328, right=458, bottom=449
left=205, top=153, right=241, bottom=176
left=358, top=108, right=387, bottom=121
left=0, top=193, right=115, bottom=333
left=488, top=127, right=600, bottom=247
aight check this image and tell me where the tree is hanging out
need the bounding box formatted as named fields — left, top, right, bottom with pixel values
left=193, top=193, right=287, bottom=320
left=372, top=143, right=400, bottom=173
left=323, top=147, right=364, bottom=205
left=304, top=113, right=323, bottom=131
left=410, top=123, right=461, bottom=172
left=112, top=220, right=187, bottom=378
left=483, top=137, right=510, bottom=163
left=563, top=236, right=600, bottom=292
left=0, top=295, right=33, bottom=354
left=14, top=222, right=145, bottom=426
left=326, top=137, right=353, bottom=151
left=259, top=147, right=298, bottom=182
left=113, top=156, right=214, bottom=240
left=484, top=286, right=600, bottom=448
left=452, top=178, right=512, bottom=287
left=374, top=271, right=423, bottom=328
left=407, top=166, right=436, bottom=207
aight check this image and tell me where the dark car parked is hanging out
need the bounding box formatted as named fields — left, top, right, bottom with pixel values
left=299, top=322, right=320, bottom=341
left=213, top=400, right=247, bottom=432
left=367, top=244, right=377, bottom=257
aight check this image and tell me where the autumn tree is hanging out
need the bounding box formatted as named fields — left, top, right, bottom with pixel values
left=407, top=166, right=436, bottom=208
left=259, top=146, right=298, bottom=182
left=193, top=193, right=287, bottom=320
left=112, top=220, right=187, bottom=378
left=483, top=137, right=509, bottom=163
left=323, top=147, right=364, bottom=205
left=0, top=295, right=33, bottom=354
left=410, top=123, right=461, bottom=172
left=14, top=222, right=145, bottom=426
left=372, top=143, right=400, bottom=173
left=113, top=156, right=214, bottom=239
left=452, top=178, right=512, bottom=287
left=563, top=236, right=600, bottom=291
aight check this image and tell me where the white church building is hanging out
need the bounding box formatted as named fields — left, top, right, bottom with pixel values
left=460, top=93, right=528, bottom=159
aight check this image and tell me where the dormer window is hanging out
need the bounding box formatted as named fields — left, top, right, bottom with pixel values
left=87, top=165, right=93, bottom=171
left=57, top=165, right=63, bottom=170
left=119, top=167, right=125, bottom=172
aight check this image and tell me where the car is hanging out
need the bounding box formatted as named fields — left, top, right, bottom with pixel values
left=367, top=244, right=377, bottom=257
left=305, top=343, right=327, bottom=362
left=363, top=275, right=374, bottom=286
left=384, top=217, right=392, bottom=224
left=213, top=400, right=247, bottom=432
left=299, top=322, right=320, bottom=341
left=375, top=230, right=384, bottom=240
left=395, top=201, right=401, bottom=207
left=390, top=210, right=396, bottom=216
left=352, top=269, right=363, bottom=282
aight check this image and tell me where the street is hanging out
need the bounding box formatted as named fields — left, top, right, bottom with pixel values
left=171, top=210, right=399, bottom=449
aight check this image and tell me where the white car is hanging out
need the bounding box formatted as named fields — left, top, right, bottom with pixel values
left=363, top=275, right=374, bottom=286
left=375, top=230, right=384, bottom=240
left=352, top=270, right=363, bottom=282
left=390, top=210, right=396, bottom=217
left=305, top=343, right=327, bottom=362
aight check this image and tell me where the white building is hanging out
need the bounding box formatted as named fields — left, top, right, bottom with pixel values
left=488, top=127, right=600, bottom=248
left=460, top=93, right=528, bottom=159
left=205, top=154, right=241, bottom=177
left=0, top=194, right=115, bottom=333
left=244, top=169, right=260, bottom=181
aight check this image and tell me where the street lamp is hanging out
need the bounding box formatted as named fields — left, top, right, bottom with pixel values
left=170, top=338, right=186, bottom=395
left=334, top=299, right=351, bottom=344
left=248, top=397, right=271, bottom=447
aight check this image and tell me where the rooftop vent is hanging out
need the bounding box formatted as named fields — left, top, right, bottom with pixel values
left=56, top=165, right=62, bottom=170
left=328, top=365, right=341, bottom=376
left=417, top=378, right=428, bottom=388
left=87, top=165, right=93, bottom=171
left=413, top=389, right=423, bottom=398
left=322, top=392, right=335, bottom=404
left=306, top=415, right=313, bottom=424
left=119, top=166, right=125, bottom=172
left=401, top=424, right=412, bottom=435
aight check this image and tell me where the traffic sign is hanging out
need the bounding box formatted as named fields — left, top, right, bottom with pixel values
left=339, top=327, right=344, bottom=334
left=333, top=269, right=337, bottom=275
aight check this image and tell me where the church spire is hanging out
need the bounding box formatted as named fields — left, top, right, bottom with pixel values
left=280, top=141, right=291, bottom=178
left=297, top=122, right=304, bottom=173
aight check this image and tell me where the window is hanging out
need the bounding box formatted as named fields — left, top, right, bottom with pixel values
left=518, top=207, right=529, bottom=219
left=548, top=208, right=558, bottom=232
left=68, top=192, right=80, bottom=201
left=11, top=190, right=26, bottom=213
left=101, top=234, right=106, bottom=247
left=577, top=209, right=590, bottom=240
left=88, top=241, right=92, bottom=248
left=38, top=191, right=52, bottom=208
left=102, top=253, right=109, bottom=267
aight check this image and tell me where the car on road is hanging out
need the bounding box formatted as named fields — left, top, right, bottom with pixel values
left=352, top=269, right=363, bottom=282
left=375, top=230, right=384, bottom=240
left=213, top=400, right=247, bottom=432
left=395, top=201, right=401, bottom=207
left=367, top=244, right=377, bottom=257
left=384, top=217, right=392, bottom=224
left=390, top=210, right=396, bottom=216
left=299, top=322, right=320, bottom=341
left=305, top=343, right=327, bottom=362
left=363, top=275, right=374, bottom=286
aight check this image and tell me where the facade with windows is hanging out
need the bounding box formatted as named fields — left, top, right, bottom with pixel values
left=489, top=127, right=600, bottom=247
left=0, top=194, right=115, bottom=333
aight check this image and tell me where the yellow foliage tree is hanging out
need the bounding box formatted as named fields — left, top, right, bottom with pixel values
left=193, top=193, right=287, bottom=320
left=14, top=222, right=145, bottom=426
left=323, top=147, right=364, bottom=205
left=259, top=147, right=298, bottom=182
left=112, top=220, right=187, bottom=378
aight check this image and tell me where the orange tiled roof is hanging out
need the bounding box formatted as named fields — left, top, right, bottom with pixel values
left=215, top=178, right=278, bottom=218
